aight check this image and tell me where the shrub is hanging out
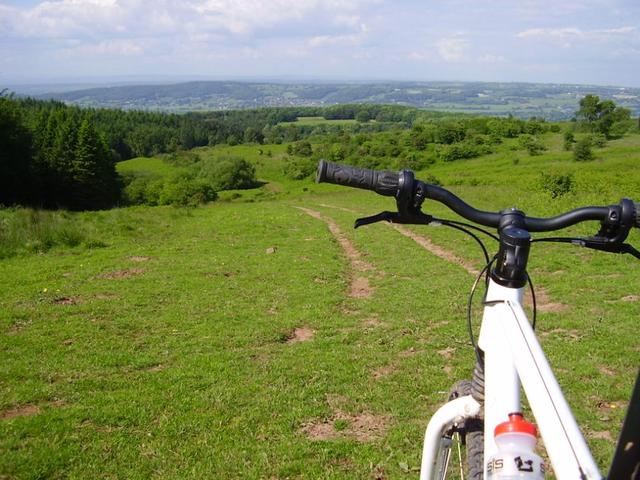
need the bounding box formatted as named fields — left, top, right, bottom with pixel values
left=440, top=141, right=491, bottom=162
left=286, top=141, right=313, bottom=157
left=563, top=131, right=575, bottom=151
left=574, top=137, right=594, bottom=162
left=540, top=172, right=574, bottom=198
left=395, top=152, right=433, bottom=171
left=198, top=156, right=259, bottom=191
left=589, top=133, right=607, bottom=148
left=609, top=119, right=634, bottom=138
left=123, top=172, right=216, bottom=207
left=159, top=172, right=217, bottom=207
left=283, top=155, right=316, bottom=180
left=517, top=134, right=547, bottom=156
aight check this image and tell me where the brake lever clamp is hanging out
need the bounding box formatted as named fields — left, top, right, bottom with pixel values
left=594, top=199, right=635, bottom=244
left=577, top=199, right=640, bottom=258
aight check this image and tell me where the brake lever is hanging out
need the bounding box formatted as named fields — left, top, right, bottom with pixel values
left=577, top=238, right=640, bottom=260
left=354, top=211, right=434, bottom=229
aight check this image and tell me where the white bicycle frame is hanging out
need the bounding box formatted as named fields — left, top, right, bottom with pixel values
left=419, top=278, right=603, bottom=480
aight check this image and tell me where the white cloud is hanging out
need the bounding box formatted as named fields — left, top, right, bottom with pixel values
left=308, top=23, right=368, bottom=47
left=407, top=51, right=432, bottom=61
left=516, top=26, right=636, bottom=47
left=435, top=36, right=468, bottom=62
left=477, top=53, right=506, bottom=64
left=3, top=0, right=377, bottom=40
left=66, top=39, right=144, bottom=56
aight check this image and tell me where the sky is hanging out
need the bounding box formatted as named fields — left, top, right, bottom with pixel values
left=1, top=0, right=639, bottom=87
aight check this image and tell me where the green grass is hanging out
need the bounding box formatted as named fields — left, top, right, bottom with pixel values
left=2, top=132, right=639, bottom=479
left=116, top=157, right=181, bottom=177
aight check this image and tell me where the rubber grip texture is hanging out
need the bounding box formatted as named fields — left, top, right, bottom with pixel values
left=316, top=159, right=399, bottom=197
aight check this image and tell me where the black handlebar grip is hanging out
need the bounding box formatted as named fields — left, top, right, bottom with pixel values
left=316, top=159, right=400, bottom=197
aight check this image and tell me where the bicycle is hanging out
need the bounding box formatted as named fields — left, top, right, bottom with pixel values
left=316, top=159, right=640, bottom=480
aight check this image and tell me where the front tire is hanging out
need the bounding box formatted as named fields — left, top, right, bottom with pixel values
left=433, top=380, right=484, bottom=479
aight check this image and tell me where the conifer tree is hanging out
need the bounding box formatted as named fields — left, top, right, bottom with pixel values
left=72, top=119, right=119, bottom=209
left=0, top=97, right=33, bottom=205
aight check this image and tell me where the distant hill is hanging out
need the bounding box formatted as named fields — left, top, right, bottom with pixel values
left=32, top=80, right=640, bottom=120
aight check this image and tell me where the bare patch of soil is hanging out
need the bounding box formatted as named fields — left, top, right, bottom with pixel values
left=437, top=347, right=456, bottom=360
left=621, top=294, right=639, bottom=302
left=588, top=430, right=613, bottom=441
left=372, top=364, right=396, bottom=379
left=1, top=404, right=40, bottom=420
left=596, top=399, right=627, bottom=413
left=128, top=256, right=152, bottom=262
left=146, top=364, right=165, bottom=373
left=94, top=293, right=117, bottom=300
left=97, top=268, right=145, bottom=280
left=54, top=296, right=78, bottom=305
left=7, top=319, right=32, bottom=334
left=362, top=317, right=383, bottom=328
left=398, top=347, right=420, bottom=357
left=526, top=288, right=569, bottom=313
left=285, top=327, right=315, bottom=344
left=300, top=410, right=390, bottom=442
left=317, top=203, right=360, bottom=214
left=539, top=328, right=582, bottom=340
left=350, top=277, right=374, bottom=298
left=599, top=365, right=616, bottom=376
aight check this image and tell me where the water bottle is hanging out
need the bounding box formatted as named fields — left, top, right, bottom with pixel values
left=487, top=412, right=545, bottom=479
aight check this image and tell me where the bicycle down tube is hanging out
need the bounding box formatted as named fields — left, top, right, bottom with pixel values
left=479, top=281, right=601, bottom=480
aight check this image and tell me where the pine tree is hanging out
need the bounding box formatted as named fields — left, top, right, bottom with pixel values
left=72, top=119, right=119, bottom=209
left=0, top=97, right=33, bottom=205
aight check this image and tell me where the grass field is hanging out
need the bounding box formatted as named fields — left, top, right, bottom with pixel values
left=1, top=132, right=639, bottom=479
left=115, top=157, right=181, bottom=177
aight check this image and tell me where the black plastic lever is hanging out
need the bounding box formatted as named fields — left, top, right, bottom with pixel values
left=577, top=238, right=640, bottom=259
left=354, top=211, right=433, bottom=229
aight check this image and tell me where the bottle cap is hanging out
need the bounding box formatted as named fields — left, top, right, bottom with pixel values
left=494, top=412, right=537, bottom=437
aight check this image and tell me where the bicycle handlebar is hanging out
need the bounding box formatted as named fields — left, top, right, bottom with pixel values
left=316, top=159, right=640, bottom=233
left=316, top=159, right=400, bottom=197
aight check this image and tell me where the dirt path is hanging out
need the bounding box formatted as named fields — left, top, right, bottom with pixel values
left=314, top=203, right=567, bottom=312
left=391, top=224, right=480, bottom=276
left=296, top=207, right=375, bottom=298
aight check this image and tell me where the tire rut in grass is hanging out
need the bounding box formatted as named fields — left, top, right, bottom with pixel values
left=316, top=203, right=568, bottom=312
left=296, top=207, right=375, bottom=299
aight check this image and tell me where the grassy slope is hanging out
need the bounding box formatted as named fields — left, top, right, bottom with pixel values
left=1, top=132, right=639, bottom=479
left=116, top=157, right=181, bottom=177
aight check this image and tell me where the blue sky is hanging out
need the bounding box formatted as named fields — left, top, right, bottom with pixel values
left=1, top=0, right=639, bottom=86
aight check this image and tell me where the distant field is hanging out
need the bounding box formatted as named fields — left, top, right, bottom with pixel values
left=2, top=132, right=639, bottom=478
left=116, top=156, right=180, bottom=176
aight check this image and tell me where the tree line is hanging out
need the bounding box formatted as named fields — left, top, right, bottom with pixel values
left=1, top=92, right=635, bottom=210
